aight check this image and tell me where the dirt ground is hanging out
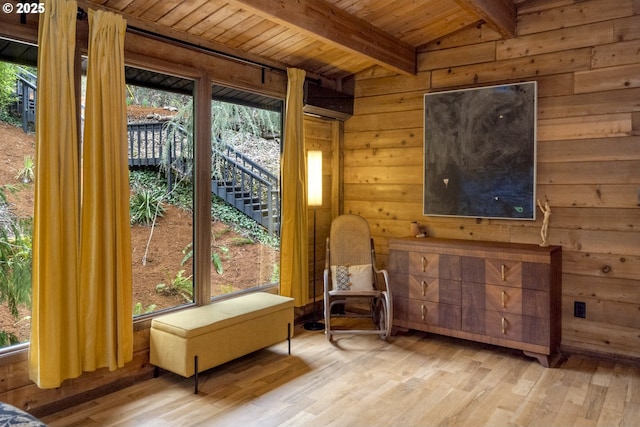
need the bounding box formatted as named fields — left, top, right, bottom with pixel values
left=0, top=114, right=279, bottom=344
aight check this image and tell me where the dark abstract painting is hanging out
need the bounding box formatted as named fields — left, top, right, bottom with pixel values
left=423, top=82, right=537, bottom=220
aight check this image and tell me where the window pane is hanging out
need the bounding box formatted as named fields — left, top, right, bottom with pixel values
left=210, top=89, right=282, bottom=298
left=123, top=67, right=195, bottom=316
left=0, top=58, right=36, bottom=349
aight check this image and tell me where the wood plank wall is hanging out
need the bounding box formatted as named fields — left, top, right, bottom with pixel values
left=343, top=0, right=640, bottom=360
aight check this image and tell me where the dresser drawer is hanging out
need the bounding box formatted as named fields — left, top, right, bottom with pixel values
left=408, top=252, right=439, bottom=276
left=484, top=311, right=523, bottom=341
left=486, top=284, right=523, bottom=314
left=390, top=272, right=461, bottom=306
left=485, top=259, right=522, bottom=287
left=462, top=282, right=524, bottom=314
left=482, top=285, right=550, bottom=318
left=407, top=276, right=460, bottom=304
left=408, top=252, right=461, bottom=280
left=395, top=297, right=461, bottom=330
left=485, top=311, right=550, bottom=346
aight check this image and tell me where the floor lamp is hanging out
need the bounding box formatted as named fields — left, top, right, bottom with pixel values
left=304, top=150, right=324, bottom=331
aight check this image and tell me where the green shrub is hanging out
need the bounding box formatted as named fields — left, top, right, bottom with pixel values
left=129, top=189, right=166, bottom=225
left=155, top=270, right=193, bottom=302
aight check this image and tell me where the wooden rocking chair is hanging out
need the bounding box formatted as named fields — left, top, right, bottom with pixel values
left=323, top=214, right=392, bottom=341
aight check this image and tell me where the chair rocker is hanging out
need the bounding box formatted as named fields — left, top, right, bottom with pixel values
left=323, top=214, right=393, bottom=341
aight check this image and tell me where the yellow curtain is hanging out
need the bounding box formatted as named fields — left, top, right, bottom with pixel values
left=29, top=0, right=82, bottom=389
left=279, top=68, right=309, bottom=307
left=79, top=9, right=132, bottom=371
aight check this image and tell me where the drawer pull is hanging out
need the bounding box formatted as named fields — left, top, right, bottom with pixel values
left=421, top=304, right=426, bottom=320
left=501, top=264, right=506, bottom=281
left=422, top=280, right=427, bottom=296
left=502, top=291, right=506, bottom=308
left=501, top=317, right=507, bottom=334
left=422, top=256, right=427, bottom=272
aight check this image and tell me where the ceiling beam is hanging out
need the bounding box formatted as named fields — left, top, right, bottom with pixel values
left=456, top=0, right=517, bottom=38
left=232, top=0, right=416, bottom=76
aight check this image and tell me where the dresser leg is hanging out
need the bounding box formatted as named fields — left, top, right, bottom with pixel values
left=524, top=350, right=562, bottom=368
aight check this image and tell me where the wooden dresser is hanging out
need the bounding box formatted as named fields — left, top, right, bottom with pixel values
left=388, top=237, right=562, bottom=367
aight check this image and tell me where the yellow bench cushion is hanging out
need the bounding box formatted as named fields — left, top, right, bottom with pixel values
left=151, top=292, right=294, bottom=339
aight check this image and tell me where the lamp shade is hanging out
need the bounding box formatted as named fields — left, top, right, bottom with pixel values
left=307, top=150, right=322, bottom=206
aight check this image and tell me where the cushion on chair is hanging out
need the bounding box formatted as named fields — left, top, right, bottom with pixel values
left=330, top=264, right=373, bottom=291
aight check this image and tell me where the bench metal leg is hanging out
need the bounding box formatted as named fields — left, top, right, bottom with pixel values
left=287, top=322, right=291, bottom=355
left=194, top=355, right=199, bottom=394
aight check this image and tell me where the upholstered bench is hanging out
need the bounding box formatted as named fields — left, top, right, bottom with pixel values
left=150, top=292, right=294, bottom=393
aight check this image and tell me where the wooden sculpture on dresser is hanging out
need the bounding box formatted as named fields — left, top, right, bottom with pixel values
left=537, top=199, right=551, bottom=247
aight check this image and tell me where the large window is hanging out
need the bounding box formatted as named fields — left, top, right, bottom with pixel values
left=0, top=38, right=285, bottom=350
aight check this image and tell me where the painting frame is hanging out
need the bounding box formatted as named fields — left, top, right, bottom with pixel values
left=423, top=81, right=537, bottom=220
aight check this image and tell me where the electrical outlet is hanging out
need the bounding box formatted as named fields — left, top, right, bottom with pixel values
left=574, top=301, right=586, bottom=318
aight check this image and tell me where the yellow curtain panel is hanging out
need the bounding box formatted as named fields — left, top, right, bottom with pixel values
left=279, top=68, right=309, bottom=307
left=79, top=9, right=133, bottom=371
left=28, top=0, right=82, bottom=389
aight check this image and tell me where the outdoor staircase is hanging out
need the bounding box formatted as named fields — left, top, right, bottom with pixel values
left=15, top=67, right=37, bottom=133
left=211, top=145, right=280, bottom=236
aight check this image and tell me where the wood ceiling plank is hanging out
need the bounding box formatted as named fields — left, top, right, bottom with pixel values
left=243, top=25, right=291, bottom=54
left=228, top=15, right=276, bottom=49
left=259, top=31, right=309, bottom=58
left=231, top=0, right=416, bottom=75
left=110, top=0, right=161, bottom=17
left=101, top=0, right=136, bottom=10
left=455, top=0, right=516, bottom=38
left=202, top=8, right=256, bottom=41
left=248, top=28, right=301, bottom=57
left=135, top=0, right=182, bottom=23
left=399, top=9, right=478, bottom=46
left=221, top=15, right=267, bottom=48
left=271, top=37, right=317, bottom=63
left=294, top=42, right=373, bottom=79
left=156, top=0, right=209, bottom=27
left=187, top=3, right=243, bottom=37
left=359, top=1, right=425, bottom=30
left=171, top=1, right=223, bottom=32
left=330, top=0, right=369, bottom=15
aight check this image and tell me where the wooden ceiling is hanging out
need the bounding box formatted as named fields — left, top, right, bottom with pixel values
left=79, top=0, right=519, bottom=82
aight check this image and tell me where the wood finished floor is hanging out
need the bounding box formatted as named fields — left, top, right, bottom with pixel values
left=41, top=324, right=640, bottom=427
